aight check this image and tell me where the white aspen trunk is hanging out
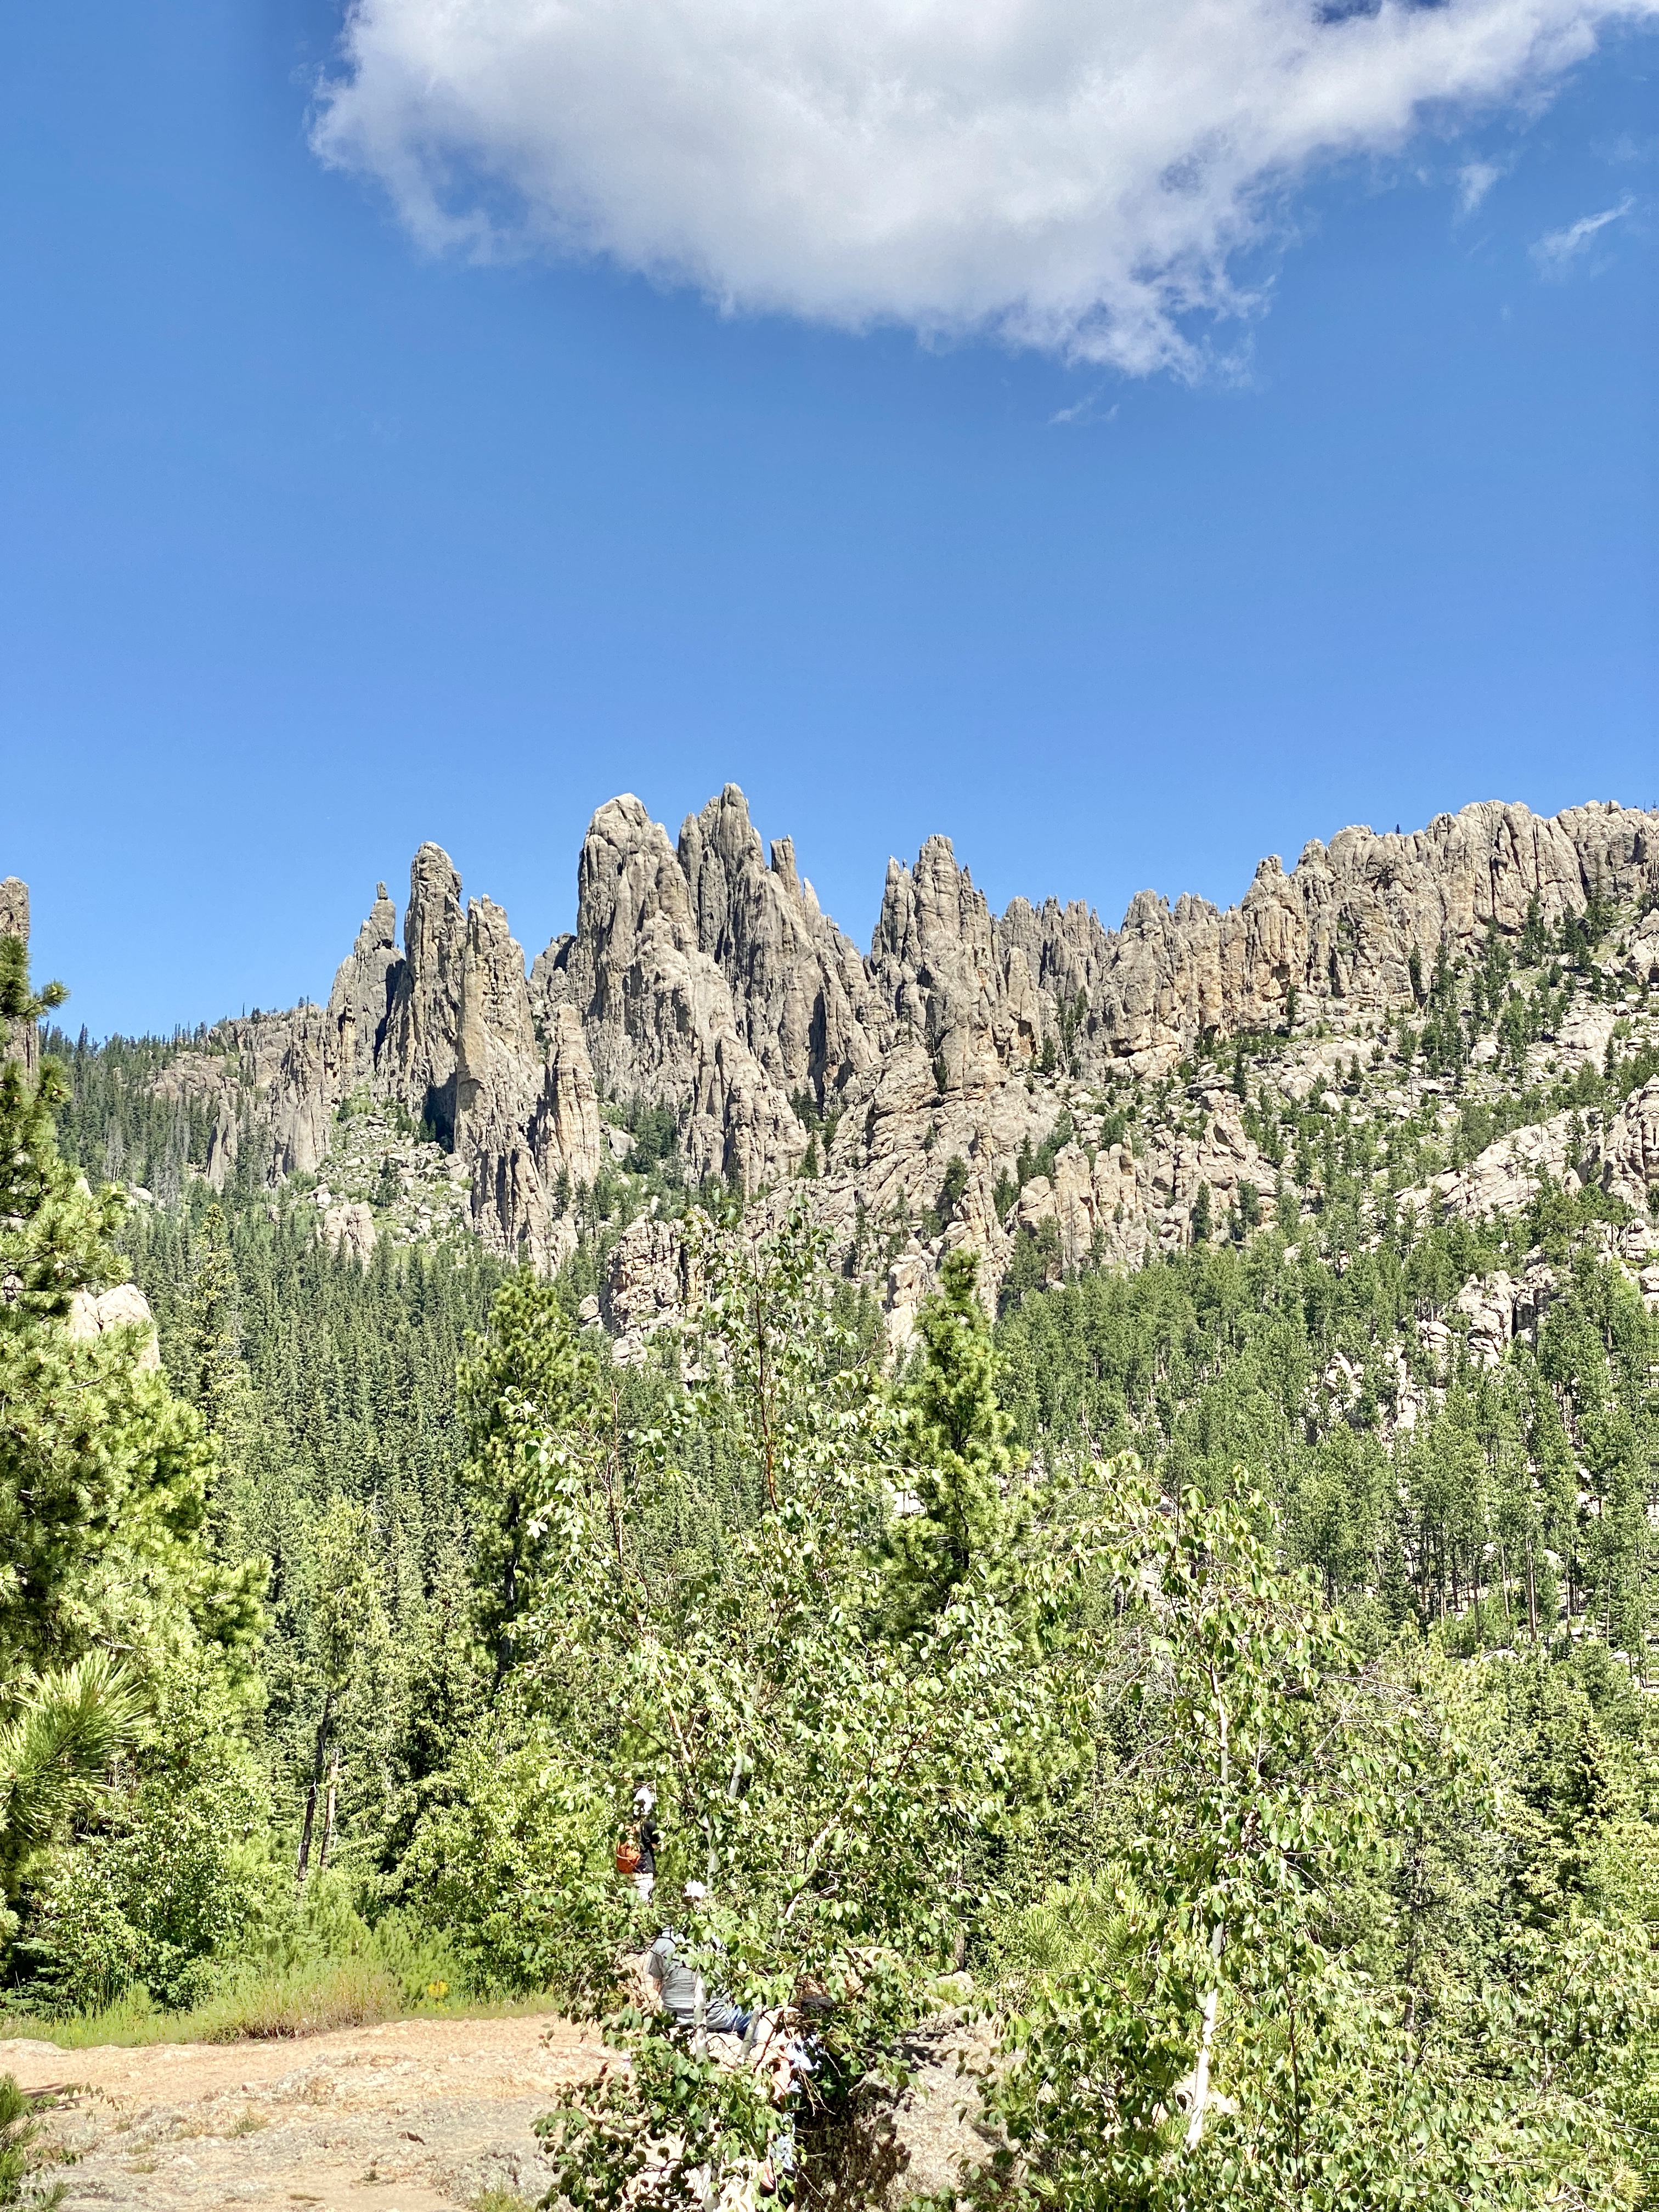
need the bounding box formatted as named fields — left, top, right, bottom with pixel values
left=1185, top=1684, right=1228, bottom=2152
left=1184, top=1937, right=1224, bottom=2153
left=319, top=1740, right=341, bottom=1872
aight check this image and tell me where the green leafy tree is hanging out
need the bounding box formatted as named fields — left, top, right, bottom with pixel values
left=0, top=944, right=261, bottom=1680
left=0, top=2068, right=59, bottom=2209
left=531, top=1214, right=1069, bottom=2212
left=17, top=1651, right=268, bottom=2013
left=986, top=1469, right=1627, bottom=2210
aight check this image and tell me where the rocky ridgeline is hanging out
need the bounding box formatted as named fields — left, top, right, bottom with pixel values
left=38, top=793, right=1659, bottom=1345
left=1, top=875, right=40, bottom=1077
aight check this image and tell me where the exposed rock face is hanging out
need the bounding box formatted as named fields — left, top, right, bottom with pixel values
left=101, top=789, right=1659, bottom=1325
left=678, top=786, right=877, bottom=1101
left=1403, top=1113, right=1580, bottom=1226
left=536, top=795, right=805, bottom=1190
left=328, top=884, right=401, bottom=1092
left=385, top=844, right=467, bottom=1138
left=1, top=877, right=38, bottom=1076
left=68, top=1283, right=162, bottom=1370
left=1603, top=1076, right=1659, bottom=1214
left=322, top=1201, right=377, bottom=1266
left=1042, top=800, right=1659, bottom=1075
left=601, top=1216, right=691, bottom=1361
left=867, top=838, right=1045, bottom=1091
left=1622, top=910, right=1659, bottom=989
left=1451, top=1265, right=1559, bottom=1369
left=454, top=896, right=545, bottom=1264
left=531, top=1005, right=603, bottom=1200
left=1401, top=1077, right=1659, bottom=1228
left=154, top=1007, right=337, bottom=1186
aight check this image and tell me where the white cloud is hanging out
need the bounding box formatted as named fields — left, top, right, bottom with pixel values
left=1531, top=192, right=1635, bottom=269
left=312, top=0, right=1659, bottom=372
left=1457, top=159, right=1503, bottom=211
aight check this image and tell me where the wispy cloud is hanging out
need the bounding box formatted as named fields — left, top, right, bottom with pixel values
left=313, top=0, right=1659, bottom=373
left=1049, top=392, right=1118, bottom=427
left=1531, top=194, right=1635, bottom=273
left=1458, top=160, right=1503, bottom=212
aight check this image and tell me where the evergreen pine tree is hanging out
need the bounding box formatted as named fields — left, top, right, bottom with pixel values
left=886, top=1248, right=1017, bottom=1626
left=457, top=1271, right=604, bottom=1678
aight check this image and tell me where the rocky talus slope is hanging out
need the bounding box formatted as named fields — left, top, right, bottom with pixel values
left=32, top=794, right=1659, bottom=1346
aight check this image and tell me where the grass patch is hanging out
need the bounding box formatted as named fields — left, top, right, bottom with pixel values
left=3, top=1955, right=566, bottom=2051
left=5, top=1958, right=407, bottom=2048
left=1, top=1955, right=566, bottom=2052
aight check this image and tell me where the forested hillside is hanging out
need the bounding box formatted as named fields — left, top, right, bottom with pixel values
left=4, top=827, right=1659, bottom=2209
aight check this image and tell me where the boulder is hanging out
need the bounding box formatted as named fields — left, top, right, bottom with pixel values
left=67, top=1283, right=162, bottom=1370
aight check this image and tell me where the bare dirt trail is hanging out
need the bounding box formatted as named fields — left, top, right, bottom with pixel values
left=0, top=2012, right=606, bottom=2212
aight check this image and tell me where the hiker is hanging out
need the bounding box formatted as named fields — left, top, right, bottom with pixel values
left=627, top=1781, right=659, bottom=1903
left=645, top=1881, right=754, bottom=2036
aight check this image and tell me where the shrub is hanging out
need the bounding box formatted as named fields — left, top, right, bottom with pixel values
left=402, top=1734, right=628, bottom=2009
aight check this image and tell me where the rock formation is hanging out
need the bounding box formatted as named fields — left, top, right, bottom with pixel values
left=67, top=1282, right=162, bottom=1370
left=533, top=794, right=806, bottom=1190
left=70, top=789, right=1659, bottom=1331
left=676, top=786, right=878, bottom=1101
left=1401, top=1076, right=1659, bottom=1228
left=1020, top=800, right=1658, bottom=1075
left=1, top=877, right=39, bottom=1077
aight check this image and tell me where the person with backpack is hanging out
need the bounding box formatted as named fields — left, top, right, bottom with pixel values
left=616, top=1781, right=659, bottom=1901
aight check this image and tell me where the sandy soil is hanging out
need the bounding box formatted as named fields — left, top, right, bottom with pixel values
left=1, top=2007, right=998, bottom=2212
left=0, top=2012, right=605, bottom=2212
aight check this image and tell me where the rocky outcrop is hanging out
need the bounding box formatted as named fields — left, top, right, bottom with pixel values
left=1399, top=1076, right=1659, bottom=1228
left=529, top=1005, right=603, bottom=1200
left=322, top=1201, right=377, bottom=1266
left=678, top=786, right=878, bottom=1101
left=601, top=1216, right=691, bottom=1361
left=1, top=877, right=38, bottom=1077
left=86, top=789, right=1658, bottom=1336
left=383, top=844, right=467, bottom=1139
left=1043, top=800, right=1659, bottom=1075
left=536, top=795, right=806, bottom=1190
left=867, top=836, right=1048, bottom=1091
left=1620, top=910, right=1659, bottom=990
left=1451, top=1265, right=1559, bottom=1369
left=1603, top=1076, right=1659, bottom=1214
left=328, top=884, right=401, bottom=1092
left=67, top=1282, right=162, bottom=1370
left=453, top=897, right=545, bottom=1264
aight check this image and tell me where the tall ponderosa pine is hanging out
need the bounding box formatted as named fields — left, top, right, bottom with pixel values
left=0, top=939, right=261, bottom=1996
left=0, top=945, right=259, bottom=1680
left=887, top=1248, right=1016, bottom=1624
left=294, top=1496, right=389, bottom=1886
left=458, top=1271, right=603, bottom=1678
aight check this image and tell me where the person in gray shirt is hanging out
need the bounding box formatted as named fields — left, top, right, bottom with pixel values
left=645, top=1883, right=753, bottom=2036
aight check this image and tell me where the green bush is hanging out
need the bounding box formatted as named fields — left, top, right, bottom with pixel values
left=14, top=1666, right=271, bottom=2016
left=0, top=2072, right=58, bottom=2208
left=402, top=1733, right=628, bottom=2008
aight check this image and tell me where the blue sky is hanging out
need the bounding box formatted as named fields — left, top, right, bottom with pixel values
left=2, top=0, right=1655, bottom=1038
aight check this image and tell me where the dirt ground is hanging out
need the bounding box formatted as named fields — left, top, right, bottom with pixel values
left=1, top=2008, right=996, bottom=2212
left=0, top=2012, right=606, bottom=2212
